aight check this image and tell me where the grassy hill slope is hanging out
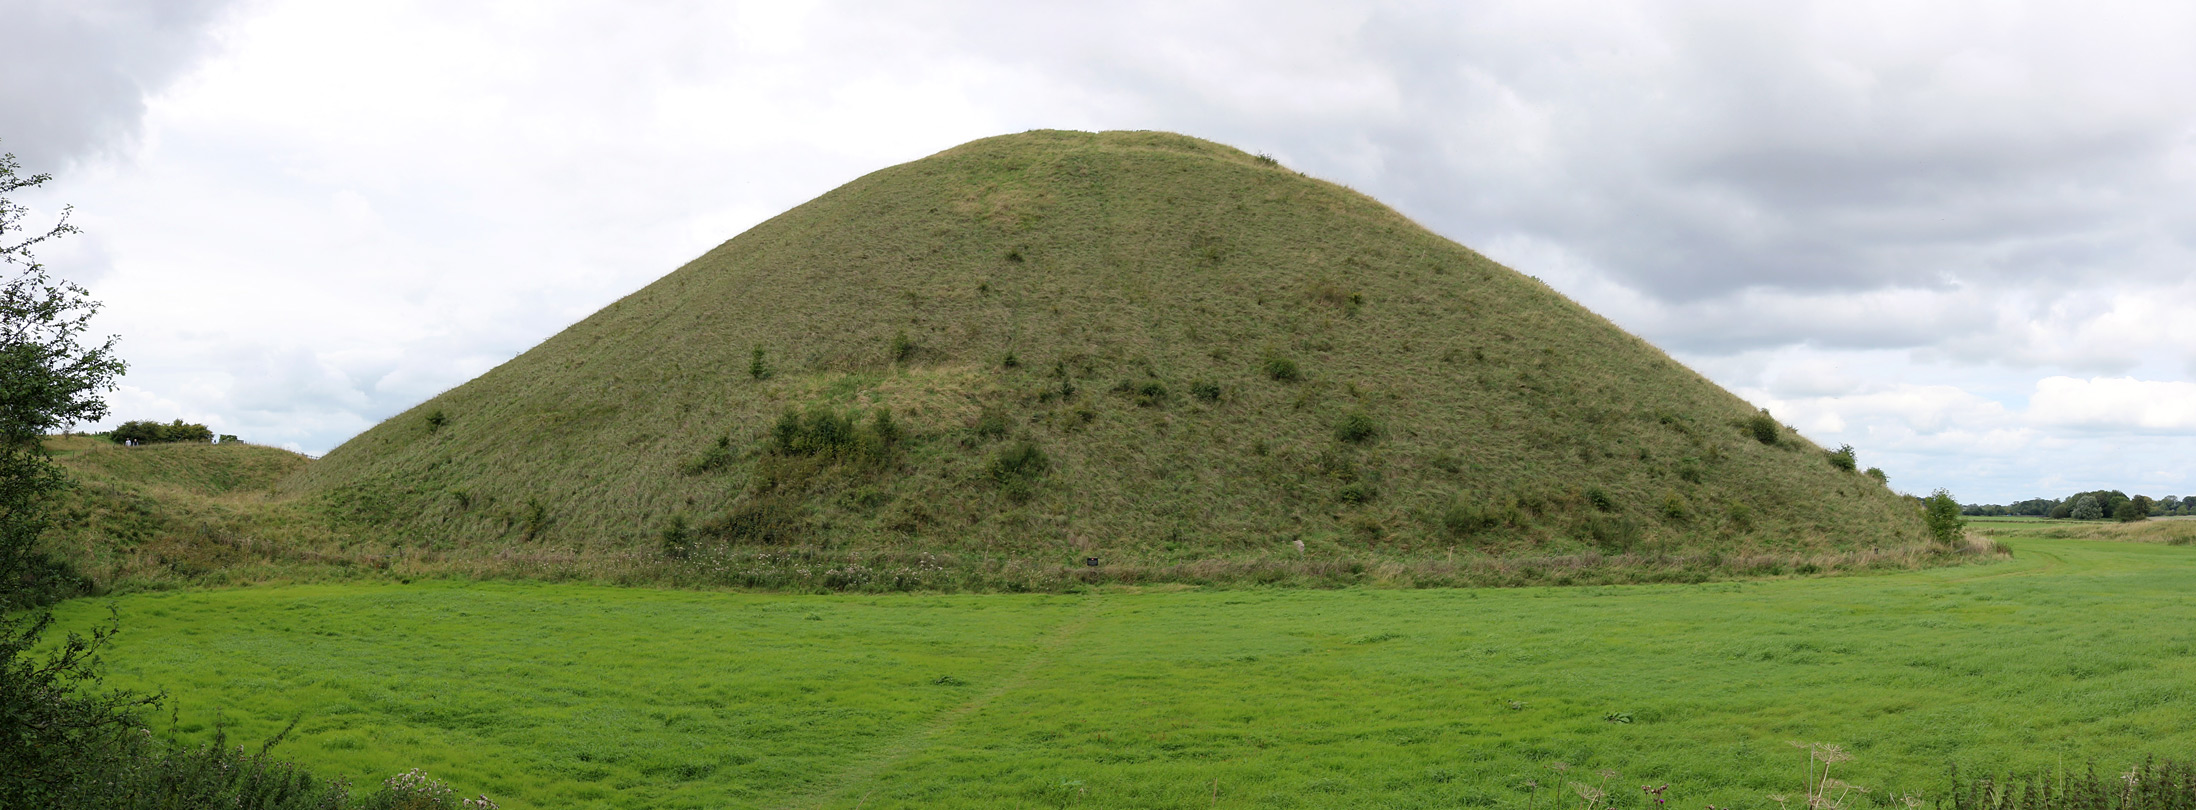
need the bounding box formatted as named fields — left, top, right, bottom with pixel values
left=289, top=130, right=1930, bottom=576
left=38, top=436, right=338, bottom=588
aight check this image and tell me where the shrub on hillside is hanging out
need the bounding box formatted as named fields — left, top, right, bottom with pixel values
left=1337, top=481, right=1378, bottom=504
left=1923, top=489, right=1966, bottom=545
left=770, top=406, right=896, bottom=463
left=1827, top=444, right=1856, bottom=472
left=1744, top=409, right=1779, bottom=445
left=660, top=514, right=694, bottom=559
left=1865, top=467, right=1887, bottom=486
left=748, top=346, right=770, bottom=381
left=108, top=419, right=213, bottom=445
left=990, top=440, right=1050, bottom=483
left=1190, top=380, right=1222, bottom=403
left=990, top=440, right=1050, bottom=504
left=1586, top=487, right=1616, bottom=512
left=1659, top=489, right=1688, bottom=521
left=870, top=409, right=901, bottom=447
left=1261, top=355, right=1300, bottom=382
left=1334, top=410, right=1381, bottom=444
left=1132, top=381, right=1168, bottom=407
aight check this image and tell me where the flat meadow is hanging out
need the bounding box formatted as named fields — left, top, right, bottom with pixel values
left=48, top=533, right=2196, bottom=809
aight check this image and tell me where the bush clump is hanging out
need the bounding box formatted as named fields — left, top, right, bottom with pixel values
left=990, top=440, right=1050, bottom=483
left=1659, top=489, right=1688, bottom=521
left=771, top=406, right=898, bottom=463
left=1133, top=381, right=1168, bottom=407
left=1334, top=411, right=1381, bottom=444
left=1189, top=380, right=1222, bottom=403
left=107, top=419, right=213, bottom=445
left=1923, top=488, right=1966, bottom=545
left=1827, top=444, right=1856, bottom=472
left=1745, top=409, right=1780, bottom=445
left=1586, top=487, right=1616, bottom=512
left=989, top=440, right=1051, bottom=504
left=1261, top=355, right=1300, bottom=382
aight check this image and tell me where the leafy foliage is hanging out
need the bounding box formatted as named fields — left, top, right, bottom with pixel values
left=3, top=149, right=125, bottom=607
left=110, top=419, right=215, bottom=445
left=0, top=609, right=161, bottom=806
left=1923, top=489, right=1967, bottom=545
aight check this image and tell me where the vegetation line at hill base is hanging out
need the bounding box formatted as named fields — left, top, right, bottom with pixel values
left=44, top=534, right=2196, bottom=810
left=38, top=434, right=1990, bottom=598
left=73, top=537, right=2007, bottom=596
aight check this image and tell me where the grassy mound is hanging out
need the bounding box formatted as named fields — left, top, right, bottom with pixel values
left=38, top=436, right=339, bottom=588
left=287, top=130, right=1928, bottom=576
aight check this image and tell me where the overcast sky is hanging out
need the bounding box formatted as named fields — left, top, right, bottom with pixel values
left=5, top=0, right=2192, bottom=504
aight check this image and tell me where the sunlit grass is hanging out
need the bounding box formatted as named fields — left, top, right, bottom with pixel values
left=52, top=535, right=2196, bottom=809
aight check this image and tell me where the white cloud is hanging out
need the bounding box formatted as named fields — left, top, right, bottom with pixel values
left=2028, top=377, right=2196, bottom=432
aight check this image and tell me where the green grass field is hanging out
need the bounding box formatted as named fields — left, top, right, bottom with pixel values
left=49, top=533, right=2196, bottom=809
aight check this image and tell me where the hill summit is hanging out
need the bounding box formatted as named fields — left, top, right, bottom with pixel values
left=290, top=130, right=1930, bottom=580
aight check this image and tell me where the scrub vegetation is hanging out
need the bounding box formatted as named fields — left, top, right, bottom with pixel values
left=34, top=434, right=1991, bottom=595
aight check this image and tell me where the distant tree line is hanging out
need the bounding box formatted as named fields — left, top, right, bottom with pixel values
left=1963, top=491, right=2192, bottom=521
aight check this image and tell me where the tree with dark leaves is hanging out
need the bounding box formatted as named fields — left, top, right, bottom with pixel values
left=2, top=147, right=124, bottom=605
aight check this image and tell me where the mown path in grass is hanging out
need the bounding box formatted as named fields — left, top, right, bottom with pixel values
left=52, top=536, right=2196, bottom=809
